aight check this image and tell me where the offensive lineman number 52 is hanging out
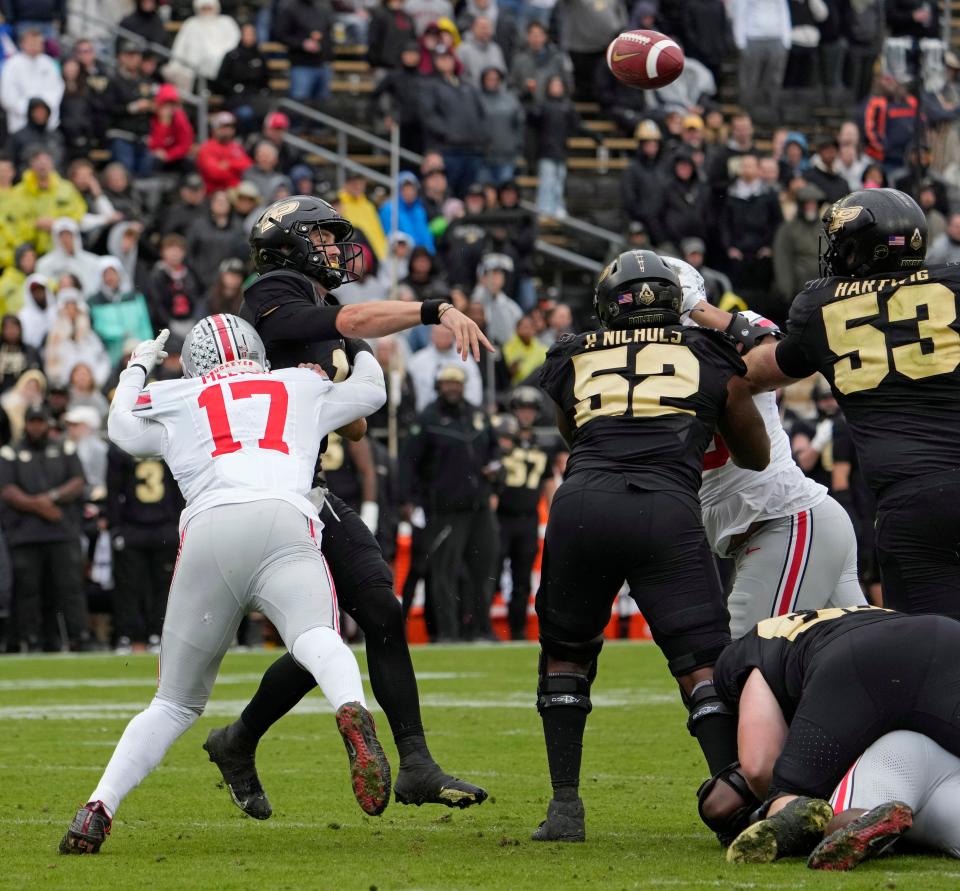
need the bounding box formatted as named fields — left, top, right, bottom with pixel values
left=823, top=283, right=960, bottom=394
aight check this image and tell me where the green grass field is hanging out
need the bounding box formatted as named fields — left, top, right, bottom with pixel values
left=2, top=641, right=957, bottom=889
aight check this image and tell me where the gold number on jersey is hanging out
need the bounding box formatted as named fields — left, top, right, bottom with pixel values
left=503, top=448, right=548, bottom=489
left=822, top=293, right=887, bottom=393
left=756, top=606, right=891, bottom=641
left=134, top=460, right=165, bottom=504
left=888, top=284, right=960, bottom=380
left=572, top=344, right=699, bottom=426
left=632, top=344, right=699, bottom=417
left=330, top=348, right=350, bottom=382
left=823, top=283, right=960, bottom=393
left=323, top=431, right=345, bottom=471
left=572, top=347, right=629, bottom=426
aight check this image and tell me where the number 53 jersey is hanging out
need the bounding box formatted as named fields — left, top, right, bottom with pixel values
left=775, top=266, right=960, bottom=494
left=539, top=325, right=746, bottom=495
left=118, top=360, right=385, bottom=532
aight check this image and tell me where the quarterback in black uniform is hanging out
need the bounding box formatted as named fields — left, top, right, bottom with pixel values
left=497, top=386, right=562, bottom=641
left=741, top=188, right=960, bottom=618
left=706, top=606, right=960, bottom=863
left=530, top=250, right=770, bottom=842
left=203, top=196, right=492, bottom=817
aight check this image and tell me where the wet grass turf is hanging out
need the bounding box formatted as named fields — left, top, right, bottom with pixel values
left=1, top=641, right=958, bottom=889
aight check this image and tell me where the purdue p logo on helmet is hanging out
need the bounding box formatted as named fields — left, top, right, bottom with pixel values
left=820, top=188, right=927, bottom=277
left=250, top=195, right=364, bottom=290
left=593, top=250, right=682, bottom=329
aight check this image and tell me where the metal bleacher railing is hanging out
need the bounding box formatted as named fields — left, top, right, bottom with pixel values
left=277, top=98, right=619, bottom=277
left=66, top=8, right=212, bottom=141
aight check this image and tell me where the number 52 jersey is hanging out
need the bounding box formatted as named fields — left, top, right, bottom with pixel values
left=538, top=325, right=746, bottom=495
left=775, top=266, right=960, bottom=494
left=109, top=358, right=386, bottom=532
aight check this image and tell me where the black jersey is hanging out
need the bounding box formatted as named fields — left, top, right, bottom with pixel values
left=106, top=444, right=184, bottom=536
left=240, top=270, right=349, bottom=378
left=498, top=431, right=559, bottom=516
left=713, top=605, right=900, bottom=721
left=539, top=326, right=745, bottom=494
left=241, top=270, right=368, bottom=481
left=775, top=265, right=960, bottom=494
left=322, top=431, right=363, bottom=510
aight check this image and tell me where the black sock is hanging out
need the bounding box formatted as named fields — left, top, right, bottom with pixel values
left=394, top=729, right=432, bottom=765
left=240, top=652, right=317, bottom=741
left=353, top=585, right=428, bottom=749
left=541, top=706, right=589, bottom=796
left=692, top=712, right=739, bottom=775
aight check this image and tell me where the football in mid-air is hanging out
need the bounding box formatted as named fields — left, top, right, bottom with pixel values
left=606, top=30, right=684, bottom=90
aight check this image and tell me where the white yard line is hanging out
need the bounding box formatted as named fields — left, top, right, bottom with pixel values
left=0, top=690, right=674, bottom=721
left=0, top=671, right=483, bottom=692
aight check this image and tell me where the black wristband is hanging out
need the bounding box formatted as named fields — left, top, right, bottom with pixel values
left=129, top=363, right=149, bottom=377
left=723, top=313, right=781, bottom=354
left=421, top=299, right=446, bottom=325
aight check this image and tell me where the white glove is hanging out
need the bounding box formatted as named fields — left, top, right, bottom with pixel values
left=661, top=256, right=708, bottom=316
left=129, top=329, right=170, bottom=375
left=811, top=418, right=833, bottom=452
left=360, top=500, right=380, bottom=534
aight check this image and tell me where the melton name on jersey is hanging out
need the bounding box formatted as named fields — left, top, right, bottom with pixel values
left=776, top=263, right=960, bottom=494
left=539, top=324, right=746, bottom=494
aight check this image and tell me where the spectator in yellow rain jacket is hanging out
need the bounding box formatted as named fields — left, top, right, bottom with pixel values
left=0, top=244, right=38, bottom=318
left=6, top=148, right=85, bottom=258
left=338, top=170, right=388, bottom=261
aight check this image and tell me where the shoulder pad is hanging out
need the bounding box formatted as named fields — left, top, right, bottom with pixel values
left=243, top=269, right=315, bottom=317
left=687, top=326, right=739, bottom=349
left=546, top=331, right=586, bottom=358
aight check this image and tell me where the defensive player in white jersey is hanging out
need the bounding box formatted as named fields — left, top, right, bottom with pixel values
left=664, top=257, right=865, bottom=637
left=807, top=730, right=960, bottom=870
left=60, top=315, right=390, bottom=855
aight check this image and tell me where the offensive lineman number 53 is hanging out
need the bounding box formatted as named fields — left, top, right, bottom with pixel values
left=823, top=283, right=960, bottom=394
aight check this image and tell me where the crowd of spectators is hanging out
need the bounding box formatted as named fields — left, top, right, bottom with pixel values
left=0, top=0, right=958, bottom=647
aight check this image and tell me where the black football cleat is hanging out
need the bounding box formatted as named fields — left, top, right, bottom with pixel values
left=727, top=797, right=834, bottom=864
left=808, top=800, right=913, bottom=871
left=531, top=796, right=586, bottom=842
left=203, top=724, right=272, bottom=820
left=336, top=702, right=392, bottom=816
left=394, top=753, right=489, bottom=809
left=59, top=801, right=112, bottom=854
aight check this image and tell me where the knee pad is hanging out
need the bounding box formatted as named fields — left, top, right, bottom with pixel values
left=696, top=761, right=762, bottom=845
left=536, top=672, right=592, bottom=715
left=684, top=680, right=735, bottom=737
left=537, top=650, right=593, bottom=715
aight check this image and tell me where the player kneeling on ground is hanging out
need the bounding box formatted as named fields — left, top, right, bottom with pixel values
left=531, top=251, right=770, bottom=842
left=700, top=606, right=960, bottom=866
left=60, top=315, right=390, bottom=854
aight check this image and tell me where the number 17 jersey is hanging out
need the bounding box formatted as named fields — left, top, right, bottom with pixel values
left=539, top=325, right=745, bottom=495
left=132, top=364, right=345, bottom=531
left=775, top=265, right=960, bottom=494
